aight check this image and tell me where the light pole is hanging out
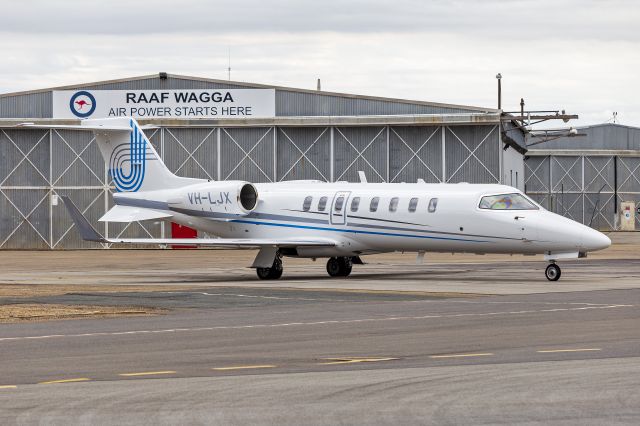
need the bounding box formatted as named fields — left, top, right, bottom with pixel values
left=496, top=73, right=502, bottom=110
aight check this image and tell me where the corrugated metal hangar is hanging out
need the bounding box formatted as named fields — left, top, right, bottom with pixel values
left=525, top=123, right=640, bottom=231
left=1, top=73, right=527, bottom=249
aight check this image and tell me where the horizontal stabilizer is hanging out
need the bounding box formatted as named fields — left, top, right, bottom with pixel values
left=99, top=205, right=172, bottom=223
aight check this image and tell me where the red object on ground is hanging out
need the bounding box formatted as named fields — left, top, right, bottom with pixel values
left=171, top=222, right=197, bottom=249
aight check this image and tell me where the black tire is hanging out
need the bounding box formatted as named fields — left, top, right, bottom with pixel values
left=256, top=267, right=272, bottom=280
left=326, top=257, right=342, bottom=277
left=269, top=258, right=283, bottom=279
left=256, top=258, right=283, bottom=280
left=545, top=263, right=561, bottom=281
left=327, top=257, right=352, bottom=277
left=339, top=257, right=353, bottom=277
left=269, top=267, right=283, bottom=279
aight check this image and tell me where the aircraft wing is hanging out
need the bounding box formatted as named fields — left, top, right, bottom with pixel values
left=61, top=196, right=335, bottom=248
left=92, top=237, right=336, bottom=247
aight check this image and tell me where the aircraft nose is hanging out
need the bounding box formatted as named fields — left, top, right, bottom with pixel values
left=582, top=228, right=611, bottom=252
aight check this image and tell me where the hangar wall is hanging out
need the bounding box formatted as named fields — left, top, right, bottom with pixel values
left=525, top=152, right=640, bottom=231
left=524, top=124, right=640, bottom=231
left=0, top=124, right=500, bottom=249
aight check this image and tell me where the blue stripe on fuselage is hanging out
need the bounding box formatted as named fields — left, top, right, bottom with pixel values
left=230, top=219, right=489, bottom=243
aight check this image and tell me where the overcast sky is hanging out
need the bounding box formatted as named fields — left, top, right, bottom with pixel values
left=1, top=0, right=638, bottom=126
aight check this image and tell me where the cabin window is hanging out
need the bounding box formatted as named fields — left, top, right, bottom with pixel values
left=370, top=197, right=379, bottom=212
left=302, top=196, right=312, bottom=211
left=428, top=198, right=438, bottom=213
left=335, top=196, right=345, bottom=212
left=318, top=196, right=328, bottom=211
left=389, top=197, right=399, bottom=212
left=351, top=197, right=360, bottom=212
left=408, top=197, right=418, bottom=212
left=479, top=193, right=537, bottom=210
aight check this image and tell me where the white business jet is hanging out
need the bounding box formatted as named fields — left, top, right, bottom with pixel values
left=22, top=118, right=610, bottom=281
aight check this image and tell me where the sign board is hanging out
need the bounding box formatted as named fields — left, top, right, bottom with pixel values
left=52, top=89, right=276, bottom=119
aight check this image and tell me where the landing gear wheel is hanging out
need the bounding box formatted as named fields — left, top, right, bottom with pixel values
left=326, top=257, right=353, bottom=277
left=339, top=257, right=353, bottom=277
left=256, top=267, right=272, bottom=280
left=256, top=257, right=283, bottom=280
left=545, top=263, right=561, bottom=281
left=267, top=258, right=283, bottom=280
left=326, top=257, right=342, bottom=277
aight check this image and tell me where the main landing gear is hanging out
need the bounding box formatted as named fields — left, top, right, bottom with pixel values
left=256, top=255, right=283, bottom=280
left=326, top=257, right=353, bottom=278
left=545, top=263, right=561, bottom=281
left=256, top=255, right=358, bottom=280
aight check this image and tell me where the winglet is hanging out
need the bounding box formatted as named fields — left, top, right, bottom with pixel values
left=60, top=196, right=107, bottom=243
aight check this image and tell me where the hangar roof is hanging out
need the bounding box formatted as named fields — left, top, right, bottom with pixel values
left=0, top=73, right=498, bottom=119
left=528, top=123, right=640, bottom=152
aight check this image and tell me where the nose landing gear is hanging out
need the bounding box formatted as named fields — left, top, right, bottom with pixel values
left=326, top=257, right=353, bottom=277
left=545, top=263, right=561, bottom=281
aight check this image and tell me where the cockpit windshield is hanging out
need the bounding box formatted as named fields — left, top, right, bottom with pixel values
left=479, top=193, right=538, bottom=210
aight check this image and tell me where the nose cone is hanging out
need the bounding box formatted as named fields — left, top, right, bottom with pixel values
left=582, top=228, right=611, bottom=252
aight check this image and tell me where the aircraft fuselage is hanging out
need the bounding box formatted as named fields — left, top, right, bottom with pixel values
left=114, top=181, right=610, bottom=259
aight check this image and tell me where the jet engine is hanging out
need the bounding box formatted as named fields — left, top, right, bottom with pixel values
left=168, top=181, right=258, bottom=216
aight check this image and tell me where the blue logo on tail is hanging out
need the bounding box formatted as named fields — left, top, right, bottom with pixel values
left=109, top=120, right=148, bottom=192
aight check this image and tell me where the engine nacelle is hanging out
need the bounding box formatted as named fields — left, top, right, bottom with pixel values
left=168, top=181, right=258, bottom=216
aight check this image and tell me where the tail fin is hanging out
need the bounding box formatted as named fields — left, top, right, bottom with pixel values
left=84, top=117, right=203, bottom=192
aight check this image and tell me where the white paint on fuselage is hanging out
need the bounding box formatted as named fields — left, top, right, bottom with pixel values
left=115, top=181, right=610, bottom=258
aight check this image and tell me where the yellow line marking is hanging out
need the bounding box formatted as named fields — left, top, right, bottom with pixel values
left=212, top=365, right=276, bottom=371
left=0, top=385, right=17, bottom=389
left=430, top=353, right=493, bottom=359
left=39, top=378, right=90, bottom=384
left=119, top=371, right=176, bottom=377
left=320, top=357, right=398, bottom=365
left=537, top=348, right=602, bottom=353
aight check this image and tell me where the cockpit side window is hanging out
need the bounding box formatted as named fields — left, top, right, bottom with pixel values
left=479, top=193, right=538, bottom=210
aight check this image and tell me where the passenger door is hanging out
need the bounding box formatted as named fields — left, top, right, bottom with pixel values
left=330, top=191, right=350, bottom=225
